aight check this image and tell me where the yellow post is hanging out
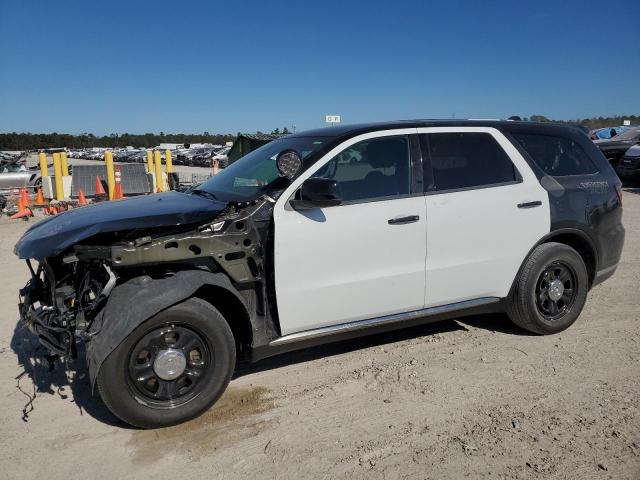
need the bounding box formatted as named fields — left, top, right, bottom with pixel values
left=146, top=149, right=154, bottom=172
left=165, top=149, right=173, bottom=173
left=154, top=150, right=163, bottom=192
left=38, top=152, right=48, bottom=177
left=60, top=151, right=69, bottom=177
left=52, top=153, right=64, bottom=201
left=105, top=150, right=115, bottom=200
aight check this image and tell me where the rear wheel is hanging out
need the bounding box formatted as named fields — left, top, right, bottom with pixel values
left=97, top=297, right=235, bottom=428
left=508, top=242, right=588, bottom=334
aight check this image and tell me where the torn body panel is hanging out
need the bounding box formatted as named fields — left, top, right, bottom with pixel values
left=85, top=270, right=247, bottom=386
left=110, top=200, right=272, bottom=284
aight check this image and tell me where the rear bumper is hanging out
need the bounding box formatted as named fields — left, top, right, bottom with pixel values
left=592, top=263, right=619, bottom=287
left=616, top=167, right=640, bottom=179
left=593, top=220, right=625, bottom=288
left=616, top=157, right=640, bottom=179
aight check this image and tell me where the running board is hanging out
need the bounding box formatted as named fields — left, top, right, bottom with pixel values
left=269, top=297, right=500, bottom=347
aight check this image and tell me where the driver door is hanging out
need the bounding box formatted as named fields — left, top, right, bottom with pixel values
left=273, top=130, right=427, bottom=335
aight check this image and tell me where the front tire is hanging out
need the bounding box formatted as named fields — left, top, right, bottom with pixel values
left=97, top=298, right=235, bottom=428
left=508, top=242, right=589, bottom=334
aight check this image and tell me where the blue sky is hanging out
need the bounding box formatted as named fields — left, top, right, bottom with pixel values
left=1, top=0, right=638, bottom=135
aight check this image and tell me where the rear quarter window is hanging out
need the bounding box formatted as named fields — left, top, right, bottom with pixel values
left=512, top=133, right=598, bottom=176
left=421, top=132, right=518, bottom=192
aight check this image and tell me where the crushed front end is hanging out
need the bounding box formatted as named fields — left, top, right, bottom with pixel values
left=18, top=256, right=116, bottom=359
left=15, top=191, right=279, bottom=377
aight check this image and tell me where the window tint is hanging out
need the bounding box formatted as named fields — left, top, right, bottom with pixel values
left=422, top=133, right=517, bottom=191
left=512, top=133, right=598, bottom=176
left=312, top=136, right=411, bottom=202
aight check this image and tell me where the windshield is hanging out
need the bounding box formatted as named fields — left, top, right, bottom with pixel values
left=1, top=164, right=26, bottom=173
left=196, top=136, right=329, bottom=201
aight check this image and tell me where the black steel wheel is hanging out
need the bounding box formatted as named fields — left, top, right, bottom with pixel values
left=508, top=242, right=589, bottom=334
left=97, top=298, right=235, bottom=428
left=127, top=324, right=211, bottom=408
left=535, top=261, right=578, bottom=321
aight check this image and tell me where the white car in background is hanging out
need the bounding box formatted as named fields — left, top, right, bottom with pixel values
left=0, top=153, right=41, bottom=194
left=211, top=146, right=231, bottom=167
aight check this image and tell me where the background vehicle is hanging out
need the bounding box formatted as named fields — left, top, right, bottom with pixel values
left=210, top=146, right=230, bottom=167
left=616, top=144, right=640, bottom=182
left=589, top=126, right=627, bottom=140
left=0, top=153, right=41, bottom=194
left=594, top=127, right=640, bottom=167
left=15, top=120, right=624, bottom=428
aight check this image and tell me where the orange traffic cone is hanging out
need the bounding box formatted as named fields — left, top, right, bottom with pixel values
left=78, top=189, right=87, bottom=205
left=10, top=207, right=33, bottom=220
left=95, top=176, right=106, bottom=197
left=36, top=187, right=44, bottom=206
left=17, top=191, right=24, bottom=212
left=114, top=183, right=124, bottom=200
left=21, top=188, right=30, bottom=207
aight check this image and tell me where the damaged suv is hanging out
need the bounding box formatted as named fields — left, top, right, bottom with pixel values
left=15, top=121, right=625, bottom=428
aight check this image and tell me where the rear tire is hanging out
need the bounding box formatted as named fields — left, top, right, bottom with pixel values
left=507, top=242, right=588, bottom=334
left=97, top=297, right=235, bottom=428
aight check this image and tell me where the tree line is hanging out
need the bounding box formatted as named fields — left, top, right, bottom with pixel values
left=520, top=115, right=639, bottom=130
left=0, top=118, right=637, bottom=150
left=0, top=132, right=236, bottom=151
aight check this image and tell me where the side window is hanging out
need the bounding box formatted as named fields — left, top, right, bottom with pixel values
left=312, top=136, right=411, bottom=203
left=511, top=133, right=598, bottom=176
left=422, top=132, right=518, bottom=192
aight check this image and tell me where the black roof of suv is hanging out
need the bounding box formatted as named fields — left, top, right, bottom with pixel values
left=289, top=119, right=589, bottom=140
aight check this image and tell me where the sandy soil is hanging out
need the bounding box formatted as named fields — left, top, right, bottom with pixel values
left=0, top=191, right=638, bottom=480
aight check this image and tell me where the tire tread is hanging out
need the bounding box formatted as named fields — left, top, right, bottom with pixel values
left=508, top=242, right=588, bottom=335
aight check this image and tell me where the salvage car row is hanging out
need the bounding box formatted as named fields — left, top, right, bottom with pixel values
left=66, top=145, right=231, bottom=167
left=592, top=127, right=640, bottom=180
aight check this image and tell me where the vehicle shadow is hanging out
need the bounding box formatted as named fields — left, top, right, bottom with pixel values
left=235, top=312, right=528, bottom=378
left=9, top=312, right=526, bottom=425
left=9, top=320, right=127, bottom=428
left=457, top=312, right=534, bottom=335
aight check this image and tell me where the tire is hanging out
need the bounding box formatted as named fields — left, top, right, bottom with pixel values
left=507, top=242, right=589, bottom=335
left=97, top=297, right=235, bottom=428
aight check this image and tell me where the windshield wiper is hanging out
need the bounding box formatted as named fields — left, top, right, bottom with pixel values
left=192, top=189, right=218, bottom=200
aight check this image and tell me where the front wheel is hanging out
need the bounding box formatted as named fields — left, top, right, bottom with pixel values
left=507, top=242, right=589, bottom=334
left=97, top=298, right=236, bottom=428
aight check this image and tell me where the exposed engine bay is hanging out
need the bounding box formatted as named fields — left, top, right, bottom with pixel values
left=17, top=195, right=278, bottom=378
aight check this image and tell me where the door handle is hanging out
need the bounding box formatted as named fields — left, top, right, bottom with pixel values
left=517, top=201, right=542, bottom=209
left=388, top=215, right=420, bottom=225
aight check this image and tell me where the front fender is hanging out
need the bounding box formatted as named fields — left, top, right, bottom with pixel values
left=86, top=270, right=246, bottom=386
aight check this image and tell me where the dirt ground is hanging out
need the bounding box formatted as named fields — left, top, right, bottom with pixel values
left=0, top=190, right=638, bottom=480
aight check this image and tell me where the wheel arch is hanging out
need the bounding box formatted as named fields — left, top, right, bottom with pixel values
left=191, top=284, right=253, bottom=355
left=86, top=269, right=250, bottom=388
left=538, top=229, right=597, bottom=287
left=512, top=228, right=598, bottom=295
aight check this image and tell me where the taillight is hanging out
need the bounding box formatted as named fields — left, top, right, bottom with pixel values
left=615, top=183, right=623, bottom=206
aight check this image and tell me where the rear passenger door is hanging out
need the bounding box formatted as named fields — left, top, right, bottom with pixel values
left=418, top=127, right=550, bottom=307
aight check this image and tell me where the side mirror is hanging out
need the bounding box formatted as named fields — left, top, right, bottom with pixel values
left=290, top=178, right=342, bottom=210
